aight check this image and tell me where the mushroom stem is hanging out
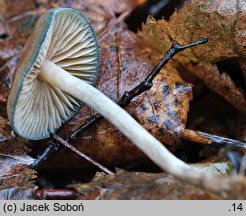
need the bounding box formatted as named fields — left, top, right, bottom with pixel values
left=40, top=60, right=232, bottom=193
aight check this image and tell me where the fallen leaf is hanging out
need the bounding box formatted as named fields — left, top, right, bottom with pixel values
left=0, top=3, right=37, bottom=199
left=139, top=0, right=246, bottom=62
left=70, top=169, right=222, bottom=200
left=0, top=117, right=11, bottom=141
left=41, top=0, right=146, bottom=35
left=4, top=0, right=37, bottom=19
left=0, top=138, right=37, bottom=200
left=139, top=0, right=246, bottom=114
left=185, top=62, right=246, bottom=115
left=0, top=0, right=42, bottom=39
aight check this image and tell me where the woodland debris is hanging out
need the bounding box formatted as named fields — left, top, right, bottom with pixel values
left=0, top=117, right=11, bottom=141
left=139, top=0, right=246, bottom=114
left=181, top=129, right=246, bottom=150
left=0, top=0, right=246, bottom=200
left=184, top=62, right=246, bottom=115
left=52, top=135, right=114, bottom=175
left=140, top=0, right=246, bottom=62
left=0, top=138, right=36, bottom=200
left=35, top=189, right=78, bottom=200
left=70, top=169, right=223, bottom=200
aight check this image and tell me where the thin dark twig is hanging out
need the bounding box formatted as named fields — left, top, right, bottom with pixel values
left=31, top=38, right=208, bottom=170
left=119, top=38, right=208, bottom=107
left=31, top=141, right=60, bottom=169
left=52, top=134, right=114, bottom=175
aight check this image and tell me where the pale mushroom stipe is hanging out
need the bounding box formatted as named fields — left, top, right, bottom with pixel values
left=7, top=7, right=234, bottom=194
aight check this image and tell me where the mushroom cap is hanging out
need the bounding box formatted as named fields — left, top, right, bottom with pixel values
left=7, top=7, right=100, bottom=140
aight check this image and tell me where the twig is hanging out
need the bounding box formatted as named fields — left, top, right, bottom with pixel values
left=181, top=129, right=246, bottom=150
left=31, top=38, right=208, bottom=169
left=35, top=189, right=78, bottom=200
left=119, top=38, right=208, bottom=107
left=52, top=134, right=114, bottom=175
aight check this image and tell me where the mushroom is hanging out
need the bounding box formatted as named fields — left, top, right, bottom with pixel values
left=7, top=7, right=100, bottom=140
left=7, top=7, right=236, bottom=195
left=7, top=7, right=184, bottom=171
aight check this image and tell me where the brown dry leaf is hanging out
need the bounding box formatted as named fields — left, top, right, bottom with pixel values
left=0, top=2, right=38, bottom=195
left=185, top=62, right=246, bottom=115
left=29, top=22, right=192, bottom=170
left=0, top=1, right=46, bottom=102
left=70, top=169, right=222, bottom=200
left=37, top=0, right=146, bottom=35
left=139, top=0, right=246, bottom=62
left=0, top=138, right=37, bottom=200
left=139, top=0, right=246, bottom=115
left=4, top=0, right=38, bottom=18
left=0, top=0, right=43, bottom=38
left=0, top=117, right=11, bottom=141
left=0, top=0, right=147, bottom=93
left=0, top=38, right=26, bottom=98
left=51, top=0, right=146, bottom=15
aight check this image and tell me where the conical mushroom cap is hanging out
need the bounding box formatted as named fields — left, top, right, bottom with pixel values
left=7, top=7, right=100, bottom=140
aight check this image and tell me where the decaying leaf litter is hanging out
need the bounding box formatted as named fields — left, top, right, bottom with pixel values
left=0, top=0, right=245, bottom=199
left=0, top=136, right=36, bottom=200
left=140, top=0, right=246, bottom=115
